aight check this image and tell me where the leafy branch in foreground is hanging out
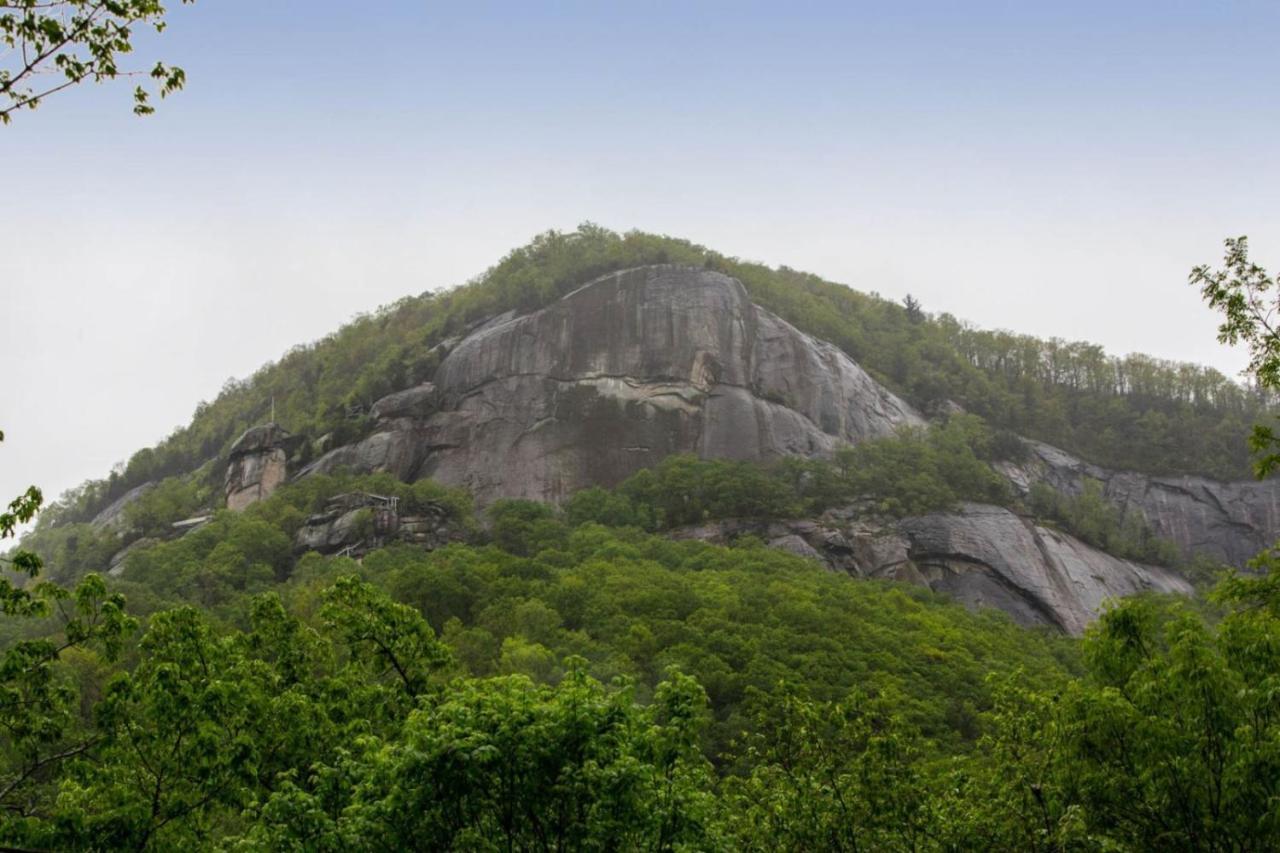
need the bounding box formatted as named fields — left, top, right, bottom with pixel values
left=1, top=428, right=44, bottom=578
left=1191, top=237, right=1280, bottom=477
left=1, top=426, right=138, bottom=822
left=0, top=0, right=193, bottom=124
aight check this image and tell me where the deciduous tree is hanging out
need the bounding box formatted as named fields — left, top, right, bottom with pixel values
left=1, top=0, right=193, bottom=124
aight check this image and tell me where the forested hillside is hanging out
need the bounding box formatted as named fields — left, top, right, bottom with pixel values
left=8, top=0, right=1280, bottom=845
left=5, top=466, right=1280, bottom=849
left=33, top=225, right=1270, bottom=534
left=4, top=233, right=1280, bottom=849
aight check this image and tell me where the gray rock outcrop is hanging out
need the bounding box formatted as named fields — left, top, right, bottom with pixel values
left=279, top=263, right=1275, bottom=630
left=1002, top=441, right=1280, bottom=567
left=106, top=536, right=161, bottom=578
left=225, top=423, right=293, bottom=512
left=91, top=482, right=155, bottom=531
left=898, top=504, right=1191, bottom=635
left=302, top=265, right=923, bottom=504
left=294, top=492, right=466, bottom=557
left=370, top=382, right=438, bottom=421
left=672, top=502, right=1192, bottom=635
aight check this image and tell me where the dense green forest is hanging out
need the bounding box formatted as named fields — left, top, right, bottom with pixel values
left=4, top=476, right=1280, bottom=849
left=31, top=225, right=1271, bottom=536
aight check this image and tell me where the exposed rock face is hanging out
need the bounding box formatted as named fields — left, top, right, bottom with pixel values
left=91, top=482, right=155, bottom=531
left=303, top=265, right=923, bottom=504
left=370, top=382, right=438, bottom=421
left=280, top=263, right=1275, bottom=630
left=672, top=502, right=1192, bottom=635
left=225, top=423, right=293, bottom=512
left=294, top=492, right=466, bottom=557
left=1002, top=441, right=1280, bottom=567
left=898, top=504, right=1191, bottom=635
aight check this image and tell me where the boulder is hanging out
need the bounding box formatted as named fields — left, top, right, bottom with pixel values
left=229, top=422, right=292, bottom=457
left=293, top=493, right=465, bottom=557
left=370, top=382, right=437, bottom=421
left=767, top=533, right=826, bottom=562
left=295, top=508, right=370, bottom=554
left=297, top=428, right=424, bottom=482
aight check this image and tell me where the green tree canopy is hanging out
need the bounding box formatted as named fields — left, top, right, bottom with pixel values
left=0, top=0, right=193, bottom=124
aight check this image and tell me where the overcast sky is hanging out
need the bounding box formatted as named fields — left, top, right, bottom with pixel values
left=3, top=0, right=1279, bottom=520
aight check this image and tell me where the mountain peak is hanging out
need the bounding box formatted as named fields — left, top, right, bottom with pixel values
left=302, top=264, right=922, bottom=505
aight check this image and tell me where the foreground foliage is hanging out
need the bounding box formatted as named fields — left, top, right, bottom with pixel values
left=2, top=546, right=1278, bottom=850
left=3, top=440, right=1277, bottom=849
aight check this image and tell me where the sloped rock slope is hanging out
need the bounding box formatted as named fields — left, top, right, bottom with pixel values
left=672, top=502, right=1193, bottom=635
left=303, top=265, right=923, bottom=504
left=1002, top=441, right=1280, bottom=567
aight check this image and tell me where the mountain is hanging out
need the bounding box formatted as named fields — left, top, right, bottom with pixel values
left=211, top=260, right=1257, bottom=634
left=29, top=232, right=1280, bottom=633
left=13, top=228, right=1280, bottom=848
left=298, top=264, right=923, bottom=504
left=35, top=225, right=1270, bottom=540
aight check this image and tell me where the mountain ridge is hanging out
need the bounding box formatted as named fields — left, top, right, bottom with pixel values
left=60, top=261, right=1273, bottom=633
left=31, top=226, right=1270, bottom=535
left=298, top=264, right=923, bottom=504
left=21, top=229, right=1280, bottom=633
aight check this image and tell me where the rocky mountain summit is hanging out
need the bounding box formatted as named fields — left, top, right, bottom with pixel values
left=214, top=264, right=1280, bottom=631
left=298, top=265, right=924, bottom=504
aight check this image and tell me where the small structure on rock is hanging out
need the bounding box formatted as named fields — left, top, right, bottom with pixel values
left=171, top=515, right=213, bottom=534
left=225, top=423, right=296, bottom=512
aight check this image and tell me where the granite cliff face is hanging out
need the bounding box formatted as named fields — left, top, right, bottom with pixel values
left=90, top=482, right=155, bottom=531
left=225, top=423, right=294, bottom=512
left=221, top=262, right=1280, bottom=631
left=896, top=504, right=1192, bottom=634
left=671, top=503, right=1193, bottom=635
left=1001, top=441, right=1280, bottom=567
left=302, top=265, right=924, bottom=503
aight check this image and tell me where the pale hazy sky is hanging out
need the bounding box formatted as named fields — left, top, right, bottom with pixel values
left=3, top=1, right=1278, bottom=518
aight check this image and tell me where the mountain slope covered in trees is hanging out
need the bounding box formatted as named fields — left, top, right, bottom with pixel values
left=5, top=468, right=1279, bottom=850
left=34, top=225, right=1270, bottom=535
left=5, top=231, right=1280, bottom=849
